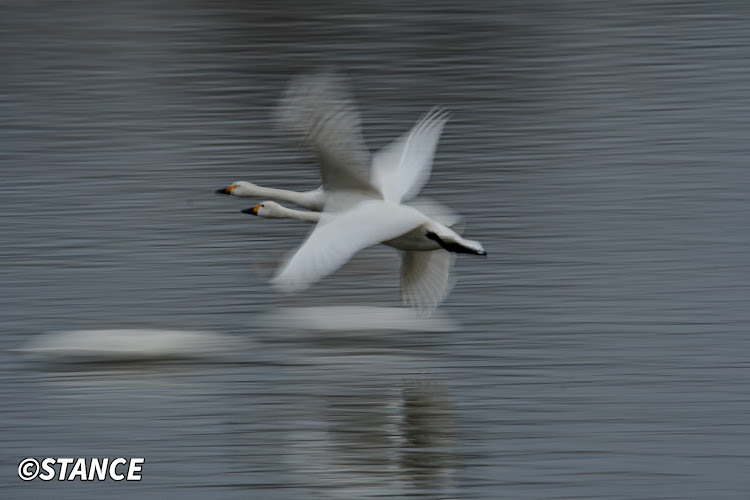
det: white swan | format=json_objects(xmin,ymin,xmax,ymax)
[
  {"xmin": 270, "ymin": 196, "xmax": 485, "ymax": 298},
  {"xmin": 243, "ymin": 200, "xmax": 464, "ymax": 311},
  {"xmin": 265, "ymin": 72, "xmax": 485, "ymax": 299},
  {"xmin": 215, "ymin": 103, "xmax": 448, "ymax": 212},
  {"xmin": 223, "ymin": 72, "xmax": 486, "ymax": 309}
]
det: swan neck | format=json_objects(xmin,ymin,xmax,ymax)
[
  {"xmin": 279, "ymin": 206, "xmax": 320, "ymax": 223},
  {"xmin": 255, "ymin": 186, "xmax": 321, "ymax": 211}
]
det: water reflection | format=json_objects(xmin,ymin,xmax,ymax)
[
  {"xmin": 285, "ymin": 377, "xmax": 457, "ymax": 498},
  {"xmin": 399, "ymin": 380, "xmax": 455, "ymax": 492},
  {"xmin": 11, "ymin": 329, "xmax": 457, "ymax": 498}
]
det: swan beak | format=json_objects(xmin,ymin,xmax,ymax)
[
  {"xmin": 215, "ymin": 184, "xmax": 236, "ymax": 195},
  {"xmin": 241, "ymin": 204, "xmax": 262, "ymax": 216}
]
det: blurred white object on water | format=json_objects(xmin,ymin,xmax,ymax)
[
  {"xmin": 17, "ymin": 328, "xmax": 238, "ymax": 362},
  {"xmin": 266, "ymin": 306, "xmax": 458, "ymax": 333}
]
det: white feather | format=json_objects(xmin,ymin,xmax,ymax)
[
  {"xmin": 276, "ymin": 72, "xmax": 378, "ymax": 196},
  {"xmin": 272, "ymin": 200, "xmax": 427, "ymax": 292},
  {"xmin": 250, "ymin": 200, "xmax": 465, "ymax": 312},
  {"xmin": 399, "ymin": 249, "xmax": 456, "ymax": 314},
  {"xmin": 371, "ymin": 108, "xmax": 449, "ymax": 203}
]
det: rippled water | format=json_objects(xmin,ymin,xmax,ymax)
[{"xmin": 2, "ymin": 1, "xmax": 749, "ymax": 498}]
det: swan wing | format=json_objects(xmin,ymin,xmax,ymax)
[
  {"xmin": 399, "ymin": 249, "xmax": 456, "ymax": 314},
  {"xmin": 277, "ymin": 72, "xmax": 378, "ymax": 195},
  {"xmin": 273, "ymin": 201, "xmax": 427, "ymax": 292},
  {"xmin": 371, "ymin": 108, "xmax": 449, "ymax": 203}
]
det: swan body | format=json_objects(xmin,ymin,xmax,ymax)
[
  {"xmin": 271, "ymin": 197, "xmax": 484, "ymax": 294},
  {"xmin": 246, "ymin": 200, "xmax": 465, "ymax": 252},
  {"xmin": 245, "ymin": 200, "xmax": 483, "ymax": 311}
]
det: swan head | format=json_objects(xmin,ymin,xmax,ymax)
[
  {"xmin": 215, "ymin": 181, "xmax": 258, "ymax": 197},
  {"xmin": 241, "ymin": 201, "xmax": 285, "ymax": 218}
]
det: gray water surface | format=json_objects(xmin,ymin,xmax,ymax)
[{"xmin": 1, "ymin": 1, "xmax": 749, "ymax": 498}]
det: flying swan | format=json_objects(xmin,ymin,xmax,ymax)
[
  {"xmin": 249, "ymin": 73, "xmax": 486, "ymax": 307},
  {"xmin": 215, "ymin": 73, "xmax": 446, "ymax": 212},
  {"xmin": 214, "ymin": 106, "xmax": 447, "ymax": 212},
  {"xmin": 244, "ymin": 199, "xmax": 467, "ymax": 311}
]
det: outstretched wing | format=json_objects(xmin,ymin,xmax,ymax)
[
  {"xmin": 371, "ymin": 108, "xmax": 449, "ymax": 203},
  {"xmin": 399, "ymin": 250, "xmax": 456, "ymax": 315},
  {"xmin": 277, "ymin": 72, "xmax": 379, "ymax": 196},
  {"xmin": 272, "ymin": 200, "xmax": 427, "ymax": 292}
]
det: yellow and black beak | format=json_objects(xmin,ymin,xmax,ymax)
[
  {"xmin": 241, "ymin": 203, "xmax": 262, "ymax": 216},
  {"xmin": 215, "ymin": 184, "xmax": 236, "ymax": 195}
]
